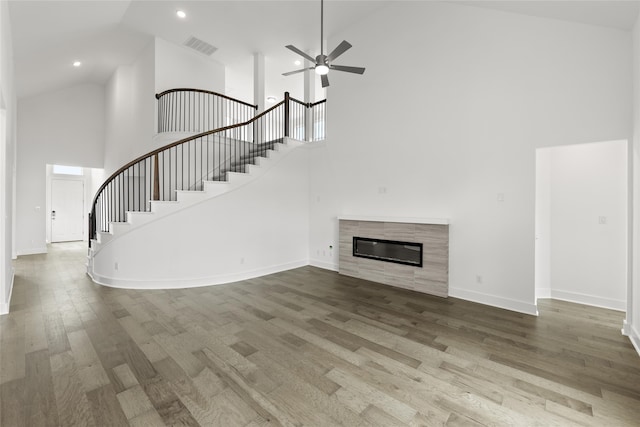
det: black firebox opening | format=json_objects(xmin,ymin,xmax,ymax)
[{"xmin": 353, "ymin": 237, "xmax": 423, "ymax": 267}]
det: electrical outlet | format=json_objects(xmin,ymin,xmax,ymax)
[
  {"xmin": 476, "ymin": 275, "xmax": 483, "ymax": 284},
  {"xmin": 240, "ymin": 257, "xmax": 245, "ymax": 264},
  {"xmin": 598, "ymin": 216, "xmax": 607, "ymax": 225},
  {"xmin": 114, "ymin": 262, "xmax": 119, "ymax": 271}
]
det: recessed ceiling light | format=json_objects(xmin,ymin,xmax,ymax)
[
  {"xmin": 294, "ymin": 60, "xmax": 301, "ymax": 66},
  {"xmin": 73, "ymin": 61, "xmax": 81, "ymax": 67},
  {"xmin": 176, "ymin": 10, "xmax": 186, "ymax": 18},
  {"xmin": 266, "ymin": 96, "xmax": 277, "ymax": 103}
]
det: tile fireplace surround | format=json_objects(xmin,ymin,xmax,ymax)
[{"xmin": 338, "ymin": 216, "xmax": 449, "ymax": 297}]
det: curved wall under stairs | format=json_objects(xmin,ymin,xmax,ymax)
[{"xmin": 88, "ymin": 138, "xmax": 311, "ymax": 289}]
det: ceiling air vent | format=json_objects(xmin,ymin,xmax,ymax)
[{"xmin": 183, "ymin": 36, "xmax": 218, "ymax": 56}]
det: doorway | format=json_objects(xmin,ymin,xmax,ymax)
[
  {"xmin": 535, "ymin": 140, "xmax": 628, "ymax": 311},
  {"xmin": 51, "ymin": 178, "xmax": 84, "ymax": 242}
]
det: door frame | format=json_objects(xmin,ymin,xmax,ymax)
[
  {"xmin": 45, "ymin": 164, "xmax": 91, "ymax": 244},
  {"xmin": 50, "ymin": 177, "xmax": 85, "ymax": 243},
  {"xmin": 534, "ymin": 139, "xmax": 630, "ymax": 313}
]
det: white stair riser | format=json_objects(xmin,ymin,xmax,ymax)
[
  {"xmin": 97, "ymin": 233, "xmax": 112, "ymax": 244},
  {"xmin": 126, "ymin": 212, "xmax": 155, "ymax": 226},
  {"xmin": 203, "ymin": 181, "xmax": 230, "ymax": 196},
  {"xmin": 109, "ymin": 223, "xmax": 131, "ymax": 234},
  {"xmin": 176, "ymin": 191, "xmax": 209, "ymax": 204},
  {"xmin": 150, "ymin": 201, "xmax": 180, "ymax": 214}
]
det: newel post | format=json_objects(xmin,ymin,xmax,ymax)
[
  {"xmin": 88, "ymin": 212, "xmax": 92, "ymax": 249},
  {"xmin": 153, "ymin": 154, "xmax": 160, "ymax": 201},
  {"xmin": 284, "ymin": 91, "xmax": 290, "ymax": 138}
]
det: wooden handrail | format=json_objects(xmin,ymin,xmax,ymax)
[
  {"xmin": 290, "ymin": 97, "xmax": 327, "ymax": 108},
  {"xmin": 289, "ymin": 97, "xmax": 308, "ymax": 107},
  {"xmin": 155, "ymin": 88, "xmax": 258, "ymax": 109}
]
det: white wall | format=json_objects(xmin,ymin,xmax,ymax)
[
  {"xmin": 535, "ymin": 148, "xmax": 551, "ymax": 299},
  {"xmin": 103, "ymin": 41, "xmax": 155, "ymax": 175},
  {"xmin": 155, "ymin": 37, "xmax": 225, "ymax": 94},
  {"xmin": 309, "ymin": 2, "xmax": 632, "ymax": 315},
  {"xmin": 16, "ymin": 83, "xmax": 104, "ymax": 256},
  {"xmin": 91, "ymin": 143, "xmax": 310, "ymax": 288},
  {"xmin": 0, "ymin": 0, "xmax": 16, "ymax": 314},
  {"xmin": 629, "ymin": 14, "xmax": 640, "ymax": 355},
  {"xmin": 537, "ymin": 141, "xmax": 627, "ymax": 311},
  {"xmin": 103, "ymin": 38, "xmax": 227, "ymax": 177}
]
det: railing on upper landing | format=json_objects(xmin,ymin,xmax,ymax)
[
  {"xmin": 89, "ymin": 90, "xmax": 327, "ymax": 248},
  {"xmin": 155, "ymin": 88, "xmax": 258, "ymax": 134}
]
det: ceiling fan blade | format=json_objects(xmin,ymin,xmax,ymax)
[
  {"xmin": 326, "ymin": 40, "xmax": 352, "ymax": 62},
  {"xmin": 321, "ymin": 74, "xmax": 330, "ymax": 88},
  {"xmin": 285, "ymin": 45, "xmax": 316, "ymax": 63},
  {"xmin": 282, "ymin": 67, "xmax": 314, "ymax": 76},
  {"xmin": 329, "ymin": 64, "xmax": 366, "ymax": 75}
]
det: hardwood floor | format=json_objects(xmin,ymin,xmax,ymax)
[{"xmin": 1, "ymin": 242, "xmax": 639, "ymax": 426}]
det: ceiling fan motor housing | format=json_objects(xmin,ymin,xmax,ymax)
[{"xmin": 316, "ymin": 54, "xmax": 328, "ymax": 66}]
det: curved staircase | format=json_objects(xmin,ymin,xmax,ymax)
[{"xmin": 87, "ymin": 89, "xmax": 326, "ymax": 287}]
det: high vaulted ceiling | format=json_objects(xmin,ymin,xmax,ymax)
[{"xmin": 9, "ymin": 0, "xmax": 640, "ymax": 102}]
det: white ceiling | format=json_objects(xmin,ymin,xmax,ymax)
[{"xmin": 9, "ymin": 0, "xmax": 640, "ymax": 101}]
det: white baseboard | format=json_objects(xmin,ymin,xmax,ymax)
[
  {"xmin": 536, "ymin": 287, "xmax": 551, "ymax": 299},
  {"xmin": 622, "ymin": 319, "xmax": 631, "ymax": 336},
  {"xmin": 546, "ymin": 289, "xmax": 625, "ymax": 312},
  {"xmin": 0, "ymin": 267, "xmax": 14, "ymax": 315},
  {"xmin": 628, "ymin": 323, "xmax": 640, "ymax": 358},
  {"xmin": 16, "ymin": 246, "xmax": 47, "ymax": 256},
  {"xmin": 309, "ymin": 258, "xmax": 338, "ymax": 272},
  {"xmin": 89, "ymin": 259, "xmax": 309, "ymax": 290},
  {"xmin": 449, "ymin": 287, "xmax": 538, "ymax": 316}
]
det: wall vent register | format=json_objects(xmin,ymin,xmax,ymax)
[{"xmin": 353, "ymin": 237, "xmax": 423, "ymax": 267}]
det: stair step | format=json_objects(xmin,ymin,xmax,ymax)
[
  {"xmin": 126, "ymin": 211, "xmax": 155, "ymax": 226},
  {"xmin": 225, "ymin": 171, "xmax": 251, "ymax": 184},
  {"xmin": 97, "ymin": 232, "xmax": 112, "ymax": 245},
  {"xmin": 203, "ymin": 181, "xmax": 230, "ymax": 196},
  {"xmin": 176, "ymin": 190, "xmax": 208, "ymax": 204},
  {"xmin": 150, "ymin": 200, "xmax": 180, "ymax": 214},
  {"xmin": 109, "ymin": 222, "xmax": 130, "ymax": 234}
]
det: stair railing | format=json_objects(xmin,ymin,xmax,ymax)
[
  {"xmin": 309, "ymin": 99, "xmax": 326, "ymax": 141},
  {"xmin": 156, "ymin": 88, "xmax": 258, "ymax": 133},
  {"xmin": 89, "ymin": 91, "xmax": 326, "ymax": 248}
]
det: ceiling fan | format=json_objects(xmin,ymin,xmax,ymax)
[{"xmin": 282, "ymin": 0, "xmax": 365, "ymax": 88}]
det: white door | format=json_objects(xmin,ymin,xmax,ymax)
[{"xmin": 51, "ymin": 179, "xmax": 84, "ymax": 242}]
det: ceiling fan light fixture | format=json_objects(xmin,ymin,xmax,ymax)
[
  {"xmin": 282, "ymin": 0, "xmax": 365, "ymax": 87},
  {"xmin": 315, "ymin": 64, "xmax": 329, "ymax": 75}
]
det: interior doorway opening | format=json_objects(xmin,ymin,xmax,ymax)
[
  {"xmin": 45, "ymin": 164, "xmax": 104, "ymax": 244},
  {"xmin": 535, "ymin": 140, "xmax": 628, "ymax": 312}
]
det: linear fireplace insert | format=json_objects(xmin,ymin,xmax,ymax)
[{"xmin": 353, "ymin": 237, "xmax": 423, "ymax": 267}]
